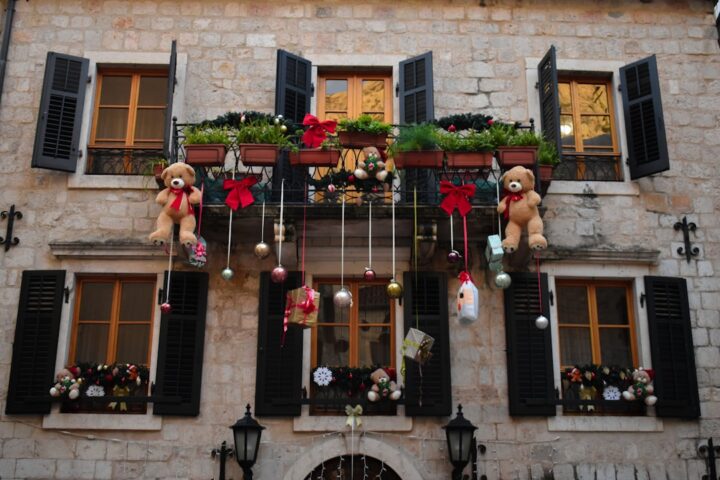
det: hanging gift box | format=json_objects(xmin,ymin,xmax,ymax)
[
  {"xmin": 488, "ymin": 260, "xmax": 504, "ymax": 273},
  {"xmin": 457, "ymin": 271, "xmax": 479, "ymax": 325},
  {"xmin": 402, "ymin": 328, "xmax": 434, "ymax": 365},
  {"xmin": 485, "ymin": 234, "xmax": 504, "ymax": 264},
  {"xmin": 284, "ymin": 286, "xmax": 320, "ymax": 328}
]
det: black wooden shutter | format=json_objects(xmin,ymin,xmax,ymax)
[
  {"xmin": 620, "ymin": 55, "xmax": 669, "ymax": 180},
  {"xmin": 154, "ymin": 271, "xmax": 208, "ymax": 416},
  {"xmin": 504, "ymin": 272, "xmax": 555, "ymax": 416},
  {"xmin": 275, "ymin": 50, "xmax": 312, "ymax": 124},
  {"xmin": 399, "ymin": 52, "xmax": 434, "ymax": 124},
  {"xmin": 644, "ymin": 276, "xmax": 699, "ymax": 419},
  {"xmin": 403, "ymin": 271, "xmax": 451, "ymax": 416},
  {"xmin": 163, "ymin": 40, "xmax": 177, "ymax": 161},
  {"xmin": 31, "ymin": 52, "xmax": 89, "ymax": 172},
  {"xmin": 6, "ymin": 271, "xmax": 65, "ymax": 414},
  {"xmin": 538, "ymin": 46, "xmax": 561, "ymax": 151},
  {"xmin": 255, "ymin": 271, "xmax": 304, "ymax": 416}
]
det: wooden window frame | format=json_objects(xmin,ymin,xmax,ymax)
[
  {"xmin": 556, "ymin": 279, "xmax": 638, "ymax": 369},
  {"xmin": 311, "ymin": 278, "xmax": 395, "ymax": 370},
  {"xmin": 89, "ymin": 68, "xmax": 168, "ymax": 150},
  {"xmin": 69, "ymin": 275, "xmax": 156, "ymax": 366},
  {"xmin": 316, "ymin": 70, "xmax": 393, "ymax": 123}
]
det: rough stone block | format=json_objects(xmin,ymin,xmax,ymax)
[
  {"xmin": 56, "ymin": 459, "xmax": 96, "ymax": 480},
  {"xmin": 76, "ymin": 440, "xmax": 106, "ymax": 460},
  {"xmin": 15, "ymin": 459, "xmax": 56, "ymax": 479}
]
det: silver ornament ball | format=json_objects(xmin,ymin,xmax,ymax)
[
  {"xmin": 254, "ymin": 241, "xmax": 271, "ymax": 259},
  {"xmin": 535, "ymin": 315, "xmax": 549, "ymax": 330},
  {"xmin": 334, "ymin": 287, "xmax": 353, "ymax": 308},
  {"xmin": 495, "ymin": 271, "xmax": 512, "ymax": 289},
  {"xmin": 271, "ymin": 265, "xmax": 288, "ymax": 283},
  {"xmin": 221, "ymin": 268, "xmax": 234, "ymax": 281}
]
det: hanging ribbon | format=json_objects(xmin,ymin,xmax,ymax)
[
  {"xmin": 439, "ymin": 181, "xmax": 476, "ymax": 217},
  {"xmin": 536, "ymin": 251, "xmax": 543, "ymax": 314},
  {"xmin": 301, "ymin": 113, "xmax": 337, "ymax": 148},
  {"xmin": 500, "ymin": 189, "xmax": 524, "ymax": 220},
  {"xmin": 223, "ymin": 176, "xmax": 258, "ymax": 210},
  {"xmin": 345, "ymin": 404, "xmax": 363, "ymax": 429},
  {"xmin": 169, "ymin": 187, "xmax": 194, "ymax": 215},
  {"xmin": 108, "ymin": 385, "xmax": 130, "ymax": 412}
]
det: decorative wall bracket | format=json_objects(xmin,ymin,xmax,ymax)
[
  {"xmin": 698, "ymin": 437, "xmax": 718, "ymax": 480},
  {"xmin": 673, "ymin": 216, "xmax": 699, "ymax": 264},
  {"xmin": 0, "ymin": 204, "xmax": 22, "ymax": 252}
]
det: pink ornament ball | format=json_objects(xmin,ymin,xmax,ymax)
[
  {"xmin": 271, "ymin": 265, "xmax": 288, "ymax": 283},
  {"xmin": 363, "ymin": 267, "xmax": 377, "ymax": 281},
  {"xmin": 161, "ymin": 303, "xmax": 172, "ymax": 314}
]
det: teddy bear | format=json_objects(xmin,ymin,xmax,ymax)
[
  {"xmin": 367, "ymin": 368, "xmax": 402, "ymax": 402},
  {"xmin": 49, "ymin": 368, "xmax": 82, "ymax": 400},
  {"xmin": 149, "ymin": 162, "xmax": 202, "ymax": 246},
  {"xmin": 496, "ymin": 166, "xmax": 547, "ymax": 253},
  {"xmin": 354, "ymin": 147, "xmax": 388, "ymax": 182},
  {"xmin": 622, "ymin": 368, "xmax": 657, "ymax": 406}
]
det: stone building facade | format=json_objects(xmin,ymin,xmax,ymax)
[{"xmin": 0, "ymin": 1, "xmax": 719, "ymax": 479}]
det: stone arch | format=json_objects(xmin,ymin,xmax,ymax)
[{"xmin": 282, "ymin": 434, "xmax": 426, "ymax": 480}]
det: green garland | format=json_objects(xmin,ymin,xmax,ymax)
[
  {"xmin": 307, "ymin": 169, "xmax": 394, "ymax": 194},
  {"xmin": 312, "ymin": 366, "xmax": 397, "ymax": 397}
]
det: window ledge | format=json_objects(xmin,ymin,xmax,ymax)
[
  {"xmin": 49, "ymin": 241, "xmax": 176, "ymax": 260},
  {"xmin": 547, "ymin": 415, "xmax": 663, "ymax": 432},
  {"xmin": 67, "ymin": 173, "xmax": 150, "ymax": 190},
  {"xmin": 546, "ymin": 181, "xmax": 639, "ymax": 196},
  {"xmin": 43, "ymin": 411, "xmax": 162, "ymax": 431},
  {"xmin": 293, "ymin": 409, "xmax": 412, "ymax": 432}
]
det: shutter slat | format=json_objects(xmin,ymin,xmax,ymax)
[
  {"xmin": 620, "ymin": 55, "xmax": 669, "ymax": 180},
  {"xmin": 504, "ymin": 272, "xmax": 555, "ymax": 416},
  {"xmin": 6, "ymin": 271, "xmax": 66, "ymax": 415},
  {"xmin": 538, "ymin": 45, "xmax": 562, "ymax": 152},
  {"xmin": 403, "ymin": 272, "xmax": 451, "ymax": 417},
  {"xmin": 154, "ymin": 271, "xmax": 208, "ymax": 416},
  {"xmin": 275, "ymin": 50, "xmax": 312, "ymax": 124},
  {"xmin": 255, "ymin": 272, "xmax": 304, "ymax": 416},
  {"xmin": 32, "ymin": 52, "xmax": 88, "ymax": 172},
  {"xmin": 644, "ymin": 276, "xmax": 699, "ymax": 419},
  {"xmin": 398, "ymin": 52, "xmax": 434, "ymax": 124}
]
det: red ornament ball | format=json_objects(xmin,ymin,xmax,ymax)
[
  {"xmin": 363, "ymin": 267, "xmax": 376, "ymax": 281},
  {"xmin": 161, "ymin": 302, "xmax": 172, "ymax": 314},
  {"xmin": 271, "ymin": 265, "xmax": 288, "ymax": 283},
  {"xmin": 447, "ymin": 249, "xmax": 461, "ymax": 264},
  {"xmin": 348, "ymin": 175, "xmax": 355, "ymax": 183},
  {"xmin": 327, "ymin": 184, "xmax": 336, "ymax": 193},
  {"xmin": 448, "ymin": 124, "xmax": 457, "ymax": 132}
]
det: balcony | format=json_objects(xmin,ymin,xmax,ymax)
[
  {"xmin": 86, "ymin": 146, "xmax": 165, "ymax": 175},
  {"xmin": 553, "ymin": 151, "xmax": 623, "ymax": 182}
]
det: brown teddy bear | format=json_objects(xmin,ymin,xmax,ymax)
[
  {"xmin": 149, "ymin": 163, "xmax": 202, "ymax": 246},
  {"xmin": 496, "ymin": 166, "xmax": 547, "ymax": 253},
  {"xmin": 367, "ymin": 368, "xmax": 402, "ymax": 402}
]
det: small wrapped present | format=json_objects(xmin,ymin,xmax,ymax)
[
  {"xmin": 457, "ymin": 271, "xmax": 479, "ymax": 325},
  {"xmin": 402, "ymin": 328, "xmax": 434, "ymax": 365},
  {"xmin": 284, "ymin": 286, "xmax": 319, "ymax": 328},
  {"xmin": 485, "ymin": 234, "xmax": 504, "ymax": 264}
]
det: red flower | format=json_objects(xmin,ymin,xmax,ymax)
[
  {"xmin": 348, "ymin": 175, "xmax": 355, "ymax": 183},
  {"xmin": 448, "ymin": 124, "xmax": 457, "ymax": 132},
  {"xmin": 487, "ymin": 119, "xmax": 494, "ymax": 126}
]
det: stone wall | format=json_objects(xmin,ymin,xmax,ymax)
[{"xmin": 0, "ymin": 1, "xmax": 718, "ymax": 479}]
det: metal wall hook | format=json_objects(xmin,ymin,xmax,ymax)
[
  {"xmin": 674, "ymin": 216, "xmax": 699, "ymax": 264},
  {"xmin": 0, "ymin": 204, "xmax": 21, "ymax": 252},
  {"xmin": 698, "ymin": 438, "xmax": 718, "ymax": 480}
]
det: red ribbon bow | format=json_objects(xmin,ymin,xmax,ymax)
[
  {"xmin": 302, "ymin": 113, "xmax": 337, "ymax": 148},
  {"xmin": 458, "ymin": 270, "xmax": 473, "ymax": 284},
  {"xmin": 501, "ymin": 189, "xmax": 524, "ymax": 220},
  {"xmin": 439, "ymin": 181, "xmax": 476, "ymax": 217},
  {"xmin": 169, "ymin": 187, "xmax": 194, "ymax": 215},
  {"xmin": 282, "ymin": 286, "xmax": 318, "ymax": 346},
  {"xmin": 223, "ymin": 177, "xmax": 258, "ymax": 210}
]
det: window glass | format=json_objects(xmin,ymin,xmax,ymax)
[
  {"xmin": 138, "ymin": 76, "xmax": 167, "ymax": 105},
  {"xmin": 75, "ymin": 324, "xmax": 109, "ymax": 363},
  {"xmin": 577, "ymin": 84, "xmax": 609, "ymax": 113},
  {"xmin": 116, "ymin": 324, "xmax": 150, "ymax": 364},
  {"xmin": 599, "ymin": 329, "xmax": 632, "ymax": 365},
  {"xmin": 596, "ymin": 287, "xmax": 628, "ymax": 325},
  {"xmin": 134, "ymin": 110, "xmax": 165, "ymax": 141},
  {"xmin": 557, "ymin": 285, "xmax": 588, "ymax": 324},
  {"xmin": 78, "ymin": 282, "xmax": 114, "ymax": 321},
  {"xmin": 559, "ymin": 327, "xmax": 592, "ymax": 366},
  {"xmin": 100, "ymin": 76, "xmax": 132, "ymax": 104}
]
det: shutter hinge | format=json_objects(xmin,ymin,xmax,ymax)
[
  {"xmin": 311, "ymin": 83, "xmax": 315, "ymax": 97},
  {"xmin": 640, "ymin": 292, "xmax": 645, "ymax": 308},
  {"xmin": 64, "ymin": 286, "xmax": 70, "ymax": 303},
  {"xmin": 549, "ymin": 289, "xmax": 554, "ymax": 306},
  {"xmin": 618, "ymin": 84, "xmax": 622, "ymax": 92},
  {"xmin": 157, "ymin": 288, "xmax": 164, "ymax": 305},
  {"xmin": 625, "ymin": 157, "xmax": 629, "ymax": 166},
  {"xmin": 87, "ymin": 75, "xmax": 92, "ymax": 84},
  {"xmin": 534, "ymin": 81, "xmax": 539, "ymax": 90},
  {"xmin": 395, "ymin": 83, "xmax": 399, "ymax": 97}
]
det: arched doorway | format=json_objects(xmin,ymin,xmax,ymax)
[{"xmin": 304, "ymin": 455, "xmax": 402, "ymax": 480}]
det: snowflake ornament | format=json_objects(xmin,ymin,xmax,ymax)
[
  {"xmin": 86, "ymin": 385, "xmax": 106, "ymax": 397},
  {"xmin": 602, "ymin": 385, "xmax": 621, "ymax": 401},
  {"xmin": 313, "ymin": 367, "xmax": 333, "ymax": 387}
]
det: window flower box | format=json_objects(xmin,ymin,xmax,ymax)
[
  {"xmin": 392, "ymin": 150, "xmax": 444, "ymax": 169},
  {"xmin": 496, "ymin": 146, "xmax": 538, "ymax": 169},
  {"xmin": 445, "ymin": 151, "xmax": 493, "ymax": 169},
  {"xmin": 239, "ymin": 143, "xmax": 279, "ymax": 166},
  {"xmin": 184, "ymin": 144, "xmax": 227, "ymax": 167},
  {"xmin": 338, "ymin": 131, "xmax": 388, "ymax": 149},
  {"xmin": 289, "ymin": 148, "xmax": 341, "ymax": 167}
]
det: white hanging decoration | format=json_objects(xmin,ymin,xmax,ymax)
[
  {"xmin": 457, "ymin": 272, "xmax": 479, "ymax": 324},
  {"xmin": 271, "ymin": 180, "xmax": 288, "ymax": 283},
  {"xmin": 334, "ymin": 192, "xmax": 352, "ymax": 308}
]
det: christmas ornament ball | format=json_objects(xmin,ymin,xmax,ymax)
[
  {"xmin": 334, "ymin": 287, "xmax": 353, "ymax": 308},
  {"xmin": 160, "ymin": 302, "xmax": 172, "ymax": 314},
  {"xmin": 254, "ymin": 241, "xmax": 271, "ymax": 259},
  {"xmin": 221, "ymin": 268, "xmax": 234, "ymax": 281},
  {"xmin": 535, "ymin": 315, "xmax": 549, "ymax": 330},
  {"xmin": 386, "ymin": 279, "xmax": 403, "ymax": 299},
  {"xmin": 327, "ymin": 184, "xmax": 336, "ymax": 193},
  {"xmin": 271, "ymin": 265, "xmax": 288, "ymax": 283},
  {"xmin": 447, "ymin": 249, "xmax": 461, "ymax": 264},
  {"xmin": 363, "ymin": 267, "xmax": 376, "ymax": 281},
  {"xmin": 494, "ymin": 271, "xmax": 512, "ymax": 289}
]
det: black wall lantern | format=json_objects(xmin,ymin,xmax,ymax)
[
  {"xmin": 443, "ymin": 404, "xmax": 486, "ymax": 480},
  {"xmin": 231, "ymin": 404, "xmax": 265, "ymax": 480}
]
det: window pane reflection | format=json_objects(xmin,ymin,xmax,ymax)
[
  {"xmin": 581, "ymin": 116, "xmax": 612, "ymax": 148},
  {"xmin": 557, "ymin": 286, "xmax": 589, "ymax": 324},
  {"xmin": 318, "ymin": 284, "xmax": 349, "ymax": 324},
  {"xmin": 100, "ymin": 76, "xmax": 131, "ymax": 105},
  {"xmin": 358, "ymin": 326, "xmax": 391, "ymax": 366},
  {"xmin": 325, "ymin": 80, "xmax": 348, "ymax": 111},
  {"xmin": 317, "ymin": 326, "xmax": 349, "ymax": 365},
  {"xmin": 596, "ymin": 287, "xmax": 628, "ymax": 325},
  {"xmin": 578, "ymin": 84, "xmax": 609, "ymax": 113},
  {"xmin": 79, "ymin": 283, "xmax": 114, "ymax": 321},
  {"xmin": 600, "ymin": 329, "xmax": 632, "ymax": 366},
  {"xmin": 362, "ymin": 80, "xmax": 384, "ymax": 113},
  {"xmin": 138, "ymin": 76, "xmax": 167, "ymax": 105},
  {"xmin": 559, "ymin": 327, "xmax": 592, "ymax": 366},
  {"xmin": 76, "ymin": 324, "xmax": 109, "ymax": 363}
]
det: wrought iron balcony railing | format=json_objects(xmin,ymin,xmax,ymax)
[
  {"xmin": 85, "ymin": 146, "xmax": 165, "ymax": 175},
  {"xmin": 553, "ymin": 151, "xmax": 623, "ymax": 182}
]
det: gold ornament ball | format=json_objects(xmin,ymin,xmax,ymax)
[
  {"xmin": 254, "ymin": 241, "xmax": 271, "ymax": 259},
  {"xmin": 386, "ymin": 279, "xmax": 403, "ymax": 299}
]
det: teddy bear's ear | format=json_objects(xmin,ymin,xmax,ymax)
[
  {"xmin": 181, "ymin": 162, "xmax": 196, "ymax": 179},
  {"xmin": 160, "ymin": 166, "xmax": 171, "ymax": 181},
  {"xmin": 524, "ymin": 167, "xmax": 535, "ymax": 187}
]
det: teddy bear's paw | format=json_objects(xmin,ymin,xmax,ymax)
[
  {"xmin": 367, "ymin": 392, "xmax": 379, "ymax": 402},
  {"xmin": 389, "ymin": 390, "xmax": 402, "ymax": 401},
  {"xmin": 529, "ymin": 235, "xmax": 548, "ymax": 251},
  {"xmin": 502, "ymin": 244, "xmax": 517, "ymax": 253},
  {"xmin": 645, "ymin": 395, "xmax": 657, "ymax": 406},
  {"xmin": 151, "ymin": 238, "xmax": 166, "ymax": 246}
]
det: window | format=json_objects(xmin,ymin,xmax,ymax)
[
  {"xmin": 87, "ymin": 69, "xmax": 168, "ymax": 175},
  {"xmin": 317, "ymin": 71, "xmax": 393, "ymax": 123},
  {"xmin": 556, "ymin": 280, "xmax": 638, "ymax": 368},
  {"xmin": 70, "ymin": 276, "xmax": 156, "ymax": 365}
]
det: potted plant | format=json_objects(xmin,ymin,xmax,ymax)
[
  {"xmin": 337, "ymin": 114, "xmax": 393, "ymax": 148},
  {"xmin": 182, "ymin": 126, "xmax": 232, "ymax": 167},
  {"xmin": 289, "ymin": 136, "xmax": 342, "ymax": 167},
  {"xmin": 538, "ymin": 139, "xmax": 560, "ymax": 183},
  {"xmin": 494, "ymin": 124, "xmax": 541, "ymax": 169},
  {"xmin": 436, "ymin": 127, "xmax": 495, "ymax": 168},
  {"xmin": 389, "ymin": 123, "xmax": 443, "ymax": 168},
  {"xmin": 142, "ymin": 157, "xmax": 168, "ymax": 189},
  {"xmin": 236, "ymin": 117, "xmax": 293, "ymax": 166}
]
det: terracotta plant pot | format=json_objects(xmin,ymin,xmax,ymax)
[
  {"xmin": 392, "ymin": 150, "xmax": 444, "ymax": 169},
  {"xmin": 184, "ymin": 144, "xmax": 227, "ymax": 167},
  {"xmin": 539, "ymin": 164, "xmax": 554, "ymax": 183},
  {"xmin": 289, "ymin": 149, "xmax": 341, "ymax": 167},
  {"xmin": 239, "ymin": 144, "xmax": 280, "ymax": 166},
  {"xmin": 338, "ymin": 131, "xmax": 388, "ymax": 149},
  {"xmin": 446, "ymin": 151, "xmax": 493, "ymax": 169},
  {"xmin": 153, "ymin": 163, "xmax": 166, "ymax": 189},
  {"xmin": 496, "ymin": 146, "xmax": 538, "ymax": 169}
]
